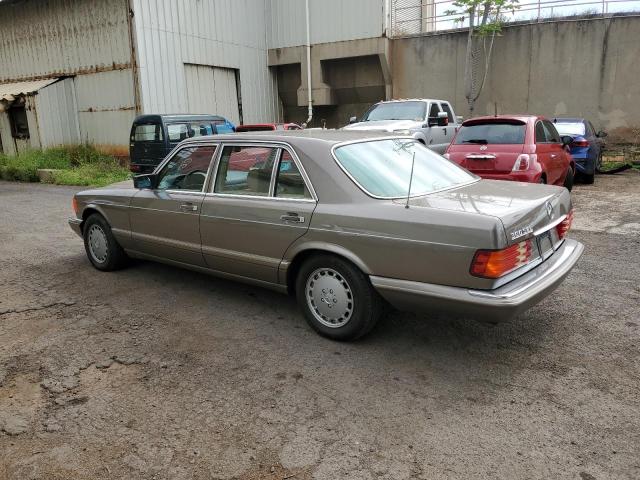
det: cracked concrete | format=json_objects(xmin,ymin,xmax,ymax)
[{"xmin": 0, "ymin": 171, "xmax": 639, "ymax": 479}]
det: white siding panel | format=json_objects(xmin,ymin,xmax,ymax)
[
  {"xmin": 268, "ymin": 0, "xmax": 386, "ymax": 48},
  {"xmin": 184, "ymin": 64, "xmax": 240, "ymax": 123},
  {"xmin": 0, "ymin": 0, "xmax": 131, "ymax": 82},
  {"xmin": 133, "ymin": 0, "xmax": 279, "ymax": 123},
  {"xmin": 78, "ymin": 110, "xmax": 135, "ymax": 147},
  {"xmin": 35, "ymin": 78, "xmax": 80, "ymax": 147}
]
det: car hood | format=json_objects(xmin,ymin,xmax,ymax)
[
  {"xmin": 397, "ymin": 180, "xmax": 571, "ymax": 245},
  {"xmin": 343, "ymin": 120, "xmax": 422, "ymax": 132}
]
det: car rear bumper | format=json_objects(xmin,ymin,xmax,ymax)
[
  {"xmin": 68, "ymin": 217, "xmax": 83, "ymax": 237},
  {"xmin": 370, "ymin": 238, "xmax": 584, "ymax": 322}
]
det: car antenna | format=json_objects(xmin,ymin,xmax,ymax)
[{"xmin": 405, "ymin": 151, "xmax": 416, "ymax": 209}]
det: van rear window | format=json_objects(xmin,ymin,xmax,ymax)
[
  {"xmin": 455, "ymin": 122, "xmax": 526, "ymax": 145},
  {"xmin": 133, "ymin": 123, "xmax": 163, "ymax": 142}
]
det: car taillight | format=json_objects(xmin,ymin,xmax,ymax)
[
  {"xmin": 572, "ymin": 138, "xmax": 589, "ymax": 147},
  {"xmin": 512, "ymin": 154, "xmax": 531, "ymax": 171},
  {"xmin": 72, "ymin": 196, "xmax": 79, "ymax": 216},
  {"xmin": 471, "ymin": 240, "xmax": 534, "ymax": 279},
  {"xmin": 443, "ymin": 153, "xmax": 450, "ymax": 159},
  {"xmin": 130, "ymin": 164, "xmax": 141, "ymax": 172},
  {"xmin": 556, "ymin": 209, "xmax": 574, "ymax": 240}
]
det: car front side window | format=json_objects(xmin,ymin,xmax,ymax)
[{"xmin": 156, "ymin": 145, "xmax": 217, "ymax": 192}]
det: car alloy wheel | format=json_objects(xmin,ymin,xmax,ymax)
[
  {"xmin": 305, "ymin": 267, "xmax": 354, "ymax": 328},
  {"xmin": 87, "ymin": 224, "xmax": 109, "ymax": 264}
]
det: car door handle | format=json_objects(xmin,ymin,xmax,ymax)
[
  {"xmin": 280, "ymin": 212, "xmax": 304, "ymax": 223},
  {"xmin": 179, "ymin": 202, "xmax": 198, "ymax": 212}
]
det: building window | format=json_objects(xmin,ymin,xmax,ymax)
[{"xmin": 9, "ymin": 106, "xmax": 29, "ymax": 139}]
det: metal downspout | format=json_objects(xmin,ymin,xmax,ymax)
[{"xmin": 305, "ymin": 0, "xmax": 313, "ymax": 125}]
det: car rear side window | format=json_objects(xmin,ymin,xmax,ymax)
[
  {"xmin": 275, "ymin": 150, "xmax": 311, "ymax": 199},
  {"xmin": 156, "ymin": 145, "xmax": 217, "ymax": 191},
  {"xmin": 133, "ymin": 123, "xmax": 163, "ymax": 142},
  {"xmin": 214, "ymin": 146, "xmax": 279, "ymax": 196},
  {"xmin": 440, "ymin": 103, "xmax": 454, "ymax": 123},
  {"xmin": 455, "ymin": 122, "xmax": 526, "ymax": 145},
  {"xmin": 535, "ymin": 122, "xmax": 546, "ymax": 143}
]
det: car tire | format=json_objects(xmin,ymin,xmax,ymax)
[
  {"xmin": 583, "ymin": 172, "xmax": 595, "ymax": 184},
  {"xmin": 563, "ymin": 167, "xmax": 574, "ymax": 191},
  {"xmin": 595, "ymin": 154, "xmax": 603, "ymax": 173},
  {"xmin": 295, "ymin": 254, "xmax": 383, "ymax": 341},
  {"xmin": 83, "ymin": 213, "xmax": 128, "ymax": 271}
]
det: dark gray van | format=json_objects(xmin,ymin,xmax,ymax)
[{"xmin": 129, "ymin": 114, "xmax": 235, "ymax": 172}]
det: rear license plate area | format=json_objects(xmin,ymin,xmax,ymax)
[{"xmin": 537, "ymin": 231, "xmax": 554, "ymax": 260}]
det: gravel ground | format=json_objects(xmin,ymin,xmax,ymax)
[{"xmin": 0, "ymin": 171, "xmax": 639, "ymax": 480}]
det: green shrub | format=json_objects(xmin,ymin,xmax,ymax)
[{"xmin": 0, "ymin": 145, "xmax": 130, "ymax": 186}]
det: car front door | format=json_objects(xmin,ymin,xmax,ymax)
[
  {"xmin": 129, "ymin": 144, "xmax": 218, "ymax": 266},
  {"xmin": 543, "ymin": 121, "xmax": 567, "ymax": 184},
  {"xmin": 199, "ymin": 143, "xmax": 317, "ymax": 284},
  {"xmin": 439, "ymin": 102, "xmax": 457, "ymax": 147}
]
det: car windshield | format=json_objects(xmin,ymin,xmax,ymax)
[
  {"xmin": 334, "ymin": 139, "xmax": 475, "ymax": 199},
  {"xmin": 554, "ymin": 122, "xmax": 585, "ymax": 136},
  {"xmin": 454, "ymin": 122, "xmax": 526, "ymax": 145},
  {"xmin": 361, "ymin": 102, "xmax": 426, "ymax": 122}
]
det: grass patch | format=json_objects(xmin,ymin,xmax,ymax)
[{"xmin": 0, "ymin": 145, "xmax": 130, "ymax": 187}]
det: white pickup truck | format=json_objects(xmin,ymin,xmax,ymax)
[{"xmin": 342, "ymin": 98, "xmax": 461, "ymax": 154}]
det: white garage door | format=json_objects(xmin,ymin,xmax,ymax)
[{"xmin": 184, "ymin": 64, "xmax": 241, "ymax": 124}]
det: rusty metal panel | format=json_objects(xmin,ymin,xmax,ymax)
[
  {"xmin": 268, "ymin": 0, "xmax": 387, "ymax": 49},
  {"xmin": 0, "ymin": 0, "xmax": 132, "ymax": 83},
  {"xmin": 34, "ymin": 78, "xmax": 81, "ymax": 147},
  {"xmin": 132, "ymin": 0, "xmax": 279, "ymax": 123},
  {"xmin": 0, "ymin": 78, "xmax": 59, "ymax": 103}
]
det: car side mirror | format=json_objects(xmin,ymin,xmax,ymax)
[
  {"xmin": 597, "ymin": 130, "xmax": 608, "ymax": 138},
  {"xmin": 437, "ymin": 111, "xmax": 449, "ymax": 126},
  {"xmin": 349, "ymin": 116, "xmax": 357, "ymax": 124},
  {"xmin": 133, "ymin": 173, "xmax": 157, "ymax": 189},
  {"xmin": 561, "ymin": 135, "xmax": 574, "ymax": 147}
]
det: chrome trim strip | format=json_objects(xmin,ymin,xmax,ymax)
[
  {"xmin": 465, "ymin": 154, "xmax": 496, "ymax": 159},
  {"xmin": 330, "ymin": 137, "xmax": 480, "ymax": 200},
  {"xmin": 204, "ymin": 192, "xmax": 316, "ymax": 203},
  {"xmin": 533, "ymin": 214, "xmax": 567, "ymax": 236}
]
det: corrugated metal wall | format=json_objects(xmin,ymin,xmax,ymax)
[
  {"xmin": 132, "ymin": 0, "xmax": 280, "ymax": 124},
  {"xmin": 35, "ymin": 78, "xmax": 80, "ymax": 147},
  {"xmin": 0, "ymin": 0, "xmax": 132, "ymax": 82},
  {"xmin": 267, "ymin": 0, "xmax": 388, "ymax": 49},
  {"xmin": 184, "ymin": 64, "xmax": 241, "ymax": 123}
]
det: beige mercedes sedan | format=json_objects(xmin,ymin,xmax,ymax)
[{"xmin": 69, "ymin": 131, "xmax": 583, "ymax": 340}]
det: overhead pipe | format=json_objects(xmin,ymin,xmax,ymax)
[{"xmin": 305, "ymin": 0, "xmax": 313, "ymax": 126}]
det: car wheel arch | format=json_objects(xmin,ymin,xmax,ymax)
[
  {"xmin": 283, "ymin": 244, "xmax": 372, "ymax": 295},
  {"xmin": 80, "ymin": 205, "xmax": 110, "ymax": 231}
]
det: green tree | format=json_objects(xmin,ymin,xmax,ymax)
[{"xmin": 444, "ymin": 0, "xmax": 519, "ymax": 115}]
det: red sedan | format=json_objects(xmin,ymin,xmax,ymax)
[
  {"xmin": 235, "ymin": 123, "xmax": 301, "ymax": 132},
  {"xmin": 444, "ymin": 115, "xmax": 575, "ymax": 190}
]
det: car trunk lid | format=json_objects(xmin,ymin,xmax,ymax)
[
  {"xmin": 448, "ymin": 143, "xmax": 525, "ymax": 173},
  {"xmin": 403, "ymin": 179, "xmax": 572, "ymax": 247}
]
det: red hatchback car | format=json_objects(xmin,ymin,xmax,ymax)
[{"xmin": 445, "ymin": 115, "xmax": 575, "ymax": 190}]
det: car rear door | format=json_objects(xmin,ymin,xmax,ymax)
[
  {"xmin": 130, "ymin": 121, "xmax": 166, "ymax": 170},
  {"xmin": 129, "ymin": 144, "xmax": 218, "ymax": 266},
  {"xmin": 426, "ymin": 102, "xmax": 448, "ymax": 153},
  {"xmin": 199, "ymin": 142, "xmax": 317, "ymax": 284}
]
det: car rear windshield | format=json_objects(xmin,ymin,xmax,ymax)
[
  {"xmin": 333, "ymin": 139, "xmax": 475, "ymax": 199},
  {"xmin": 361, "ymin": 101, "xmax": 426, "ymax": 122},
  {"xmin": 454, "ymin": 121, "xmax": 526, "ymax": 145},
  {"xmin": 554, "ymin": 122, "xmax": 585, "ymax": 136}
]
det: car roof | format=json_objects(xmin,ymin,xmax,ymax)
[
  {"xmin": 461, "ymin": 114, "xmax": 543, "ymax": 124},
  {"xmin": 133, "ymin": 114, "xmax": 227, "ymax": 123},
  {"xmin": 182, "ymin": 129, "xmax": 401, "ymax": 146},
  {"xmin": 375, "ymin": 98, "xmax": 448, "ymax": 104},
  {"xmin": 552, "ymin": 117, "xmax": 585, "ymax": 123}
]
